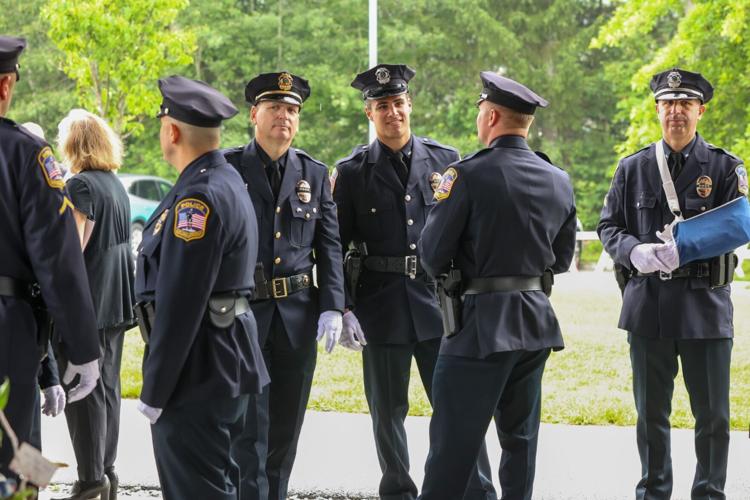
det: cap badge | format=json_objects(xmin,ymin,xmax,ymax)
[
  {"xmin": 375, "ymin": 67, "xmax": 391, "ymax": 85},
  {"xmin": 696, "ymin": 175, "xmax": 712, "ymax": 198},
  {"xmin": 278, "ymin": 72, "xmax": 293, "ymax": 91},
  {"xmin": 296, "ymin": 180, "xmax": 312, "ymax": 203},
  {"xmin": 667, "ymin": 71, "xmax": 682, "ymax": 89},
  {"xmin": 429, "ymin": 172, "xmax": 442, "ymax": 191}
]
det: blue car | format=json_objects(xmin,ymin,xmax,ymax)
[{"xmin": 117, "ymin": 174, "xmax": 173, "ymax": 255}]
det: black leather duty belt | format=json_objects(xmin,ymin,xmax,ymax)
[
  {"xmin": 364, "ymin": 255, "xmax": 422, "ymax": 278},
  {"xmin": 0, "ymin": 276, "xmax": 40, "ymax": 302},
  {"xmin": 463, "ymin": 276, "xmax": 545, "ymax": 295},
  {"xmin": 254, "ymin": 272, "xmax": 313, "ymax": 300},
  {"xmin": 634, "ymin": 262, "xmax": 710, "ymax": 281}
]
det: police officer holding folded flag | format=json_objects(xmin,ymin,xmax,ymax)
[
  {"xmin": 598, "ymin": 68, "xmax": 746, "ymax": 500},
  {"xmin": 0, "ymin": 35, "xmax": 100, "ymax": 481},
  {"xmin": 224, "ymin": 71, "xmax": 345, "ymax": 500},
  {"xmin": 333, "ymin": 64, "xmax": 495, "ymax": 500},
  {"xmin": 418, "ymin": 72, "xmax": 577, "ymax": 500},
  {"xmin": 135, "ymin": 75, "xmax": 269, "ymax": 500}
]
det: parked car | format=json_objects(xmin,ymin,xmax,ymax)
[{"xmin": 117, "ymin": 174, "xmax": 173, "ymax": 256}]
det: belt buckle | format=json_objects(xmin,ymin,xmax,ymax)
[
  {"xmin": 405, "ymin": 255, "xmax": 418, "ymax": 279},
  {"xmin": 271, "ymin": 278, "xmax": 288, "ymax": 298},
  {"xmin": 659, "ymin": 270, "xmax": 672, "ymax": 281}
]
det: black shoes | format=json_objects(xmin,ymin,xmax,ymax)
[
  {"xmin": 56, "ymin": 476, "xmax": 110, "ymax": 500},
  {"xmin": 104, "ymin": 468, "xmax": 118, "ymax": 500}
]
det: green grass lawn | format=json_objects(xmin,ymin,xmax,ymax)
[{"xmin": 121, "ymin": 276, "xmax": 750, "ymax": 430}]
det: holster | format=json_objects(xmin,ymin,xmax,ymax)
[
  {"xmin": 134, "ymin": 301, "xmax": 155, "ymax": 344},
  {"xmin": 436, "ymin": 268, "xmax": 463, "ymax": 338},
  {"xmin": 709, "ymin": 252, "xmax": 737, "ymax": 288},
  {"xmin": 208, "ymin": 294, "xmax": 250, "ymax": 328},
  {"xmin": 344, "ymin": 242, "xmax": 368, "ymax": 295},
  {"xmin": 613, "ymin": 263, "xmax": 632, "ymax": 295}
]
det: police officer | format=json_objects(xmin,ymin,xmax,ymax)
[
  {"xmin": 333, "ymin": 64, "xmax": 495, "ymax": 500},
  {"xmin": 418, "ymin": 72, "xmax": 577, "ymax": 500},
  {"xmin": 598, "ymin": 69, "xmax": 743, "ymax": 500},
  {"xmin": 224, "ymin": 72, "xmax": 345, "ymax": 500},
  {"xmin": 0, "ymin": 35, "xmax": 100, "ymax": 481},
  {"xmin": 135, "ymin": 75, "xmax": 269, "ymax": 500}
]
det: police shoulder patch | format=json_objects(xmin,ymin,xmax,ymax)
[
  {"xmin": 173, "ymin": 198, "xmax": 210, "ymax": 242},
  {"xmin": 434, "ymin": 167, "xmax": 458, "ymax": 201},
  {"xmin": 736, "ymin": 165, "xmax": 748, "ymax": 196},
  {"xmin": 37, "ymin": 147, "xmax": 65, "ymax": 189}
]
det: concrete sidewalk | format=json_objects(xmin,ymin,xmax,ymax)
[{"xmin": 38, "ymin": 399, "xmax": 750, "ymax": 499}]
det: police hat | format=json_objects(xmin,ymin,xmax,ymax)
[
  {"xmin": 351, "ymin": 64, "xmax": 416, "ymax": 100},
  {"xmin": 477, "ymin": 71, "xmax": 548, "ymax": 115},
  {"xmin": 244, "ymin": 72, "xmax": 310, "ymax": 107},
  {"xmin": 0, "ymin": 35, "xmax": 26, "ymax": 81},
  {"xmin": 156, "ymin": 75, "xmax": 238, "ymax": 127},
  {"xmin": 650, "ymin": 68, "xmax": 713, "ymax": 103}
]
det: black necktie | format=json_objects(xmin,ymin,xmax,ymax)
[
  {"xmin": 267, "ymin": 161, "xmax": 281, "ymax": 198},
  {"xmin": 394, "ymin": 152, "xmax": 409, "ymax": 187},
  {"xmin": 668, "ymin": 152, "xmax": 684, "ymax": 180}
]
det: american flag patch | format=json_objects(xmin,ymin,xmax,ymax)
[
  {"xmin": 37, "ymin": 147, "xmax": 64, "ymax": 189},
  {"xmin": 434, "ymin": 167, "xmax": 458, "ymax": 201},
  {"xmin": 173, "ymin": 198, "xmax": 210, "ymax": 242}
]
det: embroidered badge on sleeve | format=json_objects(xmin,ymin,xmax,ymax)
[
  {"xmin": 434, "ymin": 167, "xmax": 458, "ymax": 201},
  {"xmin": 173, "ymin": 198, "xmax": 210, "ymax": 242},
  {"xmin": 37, "ymin": 147, "xmax": 65, "ymax": 189},
  {"xmin": 736, "ymin": 166, "xmax": 748, "ymax": 195}
]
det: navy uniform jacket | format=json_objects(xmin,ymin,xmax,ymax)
[
  {"xmin": 334, "ymin": 136, "xmax": 459, "ymax": 344},
  {"xmin": 136, "ymin": 150, "xmax": 269, "ymax": 409},
  {"xmin": 0, "ymin": 117, "xmax": 99, "ymax": 388},
  {"xmin": 223, "ymin": 140, "xmax": 345, "ymax": 347},
  {"xmin": 597, "ymin": 133, "xmax": 743, "ymax": 339},
  {"xmin": 419, "ymin": 135, "xmax": 577, "ymax": 358}
]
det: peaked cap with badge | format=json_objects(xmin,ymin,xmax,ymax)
[
  {"xmin": 650, "ymin": 67, "xmax": 714, "ymax": 103},
  {"xmin": 351, "ymin": 64, "xmax": 416, "ymax": 100},
  {"xmin": 0, "ymin": 35, "xmax": 25, "ymax": 80},
  {"xmin": 477, "ymin": 71, "xmax": 548, "ymax": 114},
  {"xmin": 157, "ymin": 75, "xmax": 238, "ymax": 127},
  {"xmin": 244, "ymin": 71, "xmax": 310, "ymax": 107}
]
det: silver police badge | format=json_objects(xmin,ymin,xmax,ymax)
[
  {"xmin": 375, "ymin": 67, "xmax": 391, "ymax": 85},
  {"xmin": 296, "ymin": 180, "xmax": 312, "ymax": 203},
  {"xmin": 429, "ymin": 172, "xmax": 442, "ymax": 191},
  {"xmin": 667, "ymin": 71, "xmax": 682, "ymax": 88}
]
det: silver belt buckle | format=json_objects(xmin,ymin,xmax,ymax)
[
  {"xmin": 659, "ymin": 270, "xmax": 672, "ymax": 281},
  {"xmin": 405, "ymin": 255, "xmax": 418, "ymax": 279}
]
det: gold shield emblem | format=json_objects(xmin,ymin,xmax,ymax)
[
  {"xmin": 296, "ymin": 180, "xmax": 312, "ymax": 203},
  {"xmin": 696, "ymin": 175, "xmax": 712, "ymax": 198},
  {"xmin": 429, "ymin": 172, "xmax": 442, "ymax": 191},
  {"xmin": 278, "ymin": 72, "xmax": 294, "ymax": 91}
]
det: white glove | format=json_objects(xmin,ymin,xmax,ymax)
[
  {"xmin": 630, "ymin": 243, "xmax": 672, "ymax": 274},
  {"xmin": 137, "ymin": 400, "xmax": 163, "ymax": 424},
  {"xmin": 340, "ymin": 311, "xmax": 367, "ymax": 352},
  {"xmin": 655, "ymin": 224, "xmax": 680, "ymax": 272},
  {"xmin": 316, "ymin": 310, "xmax": 343, "ymax": 353},
  {"xmin": 41, "ymin": 385, "xmax": 66, "ymax": 417},
  {"xmin": 63, "ymin": 359, "xmax": 100, "ymax": 403}
]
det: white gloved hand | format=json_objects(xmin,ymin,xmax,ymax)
[
  {"xmin": 339, "ymin": 311, "xmax": 367, "ymax": 352},
  {"xmin": 655, "ymin": 224, "xmax": 680, "ymax": 272},
  {"xmin": 137, "ymin": 400, "xmax": 163, "ymax": 424},
  {"xmin": 630, "ymin": 243, "xmax": 672, "ymax": 274},
  {"xmin": 63, "ymin": 359, "xmax": 100, "ymax": 403},
  {"xmin": 316, "ymin": 310, "xmax": 343, "ymax": 353},
  {"xmin": 41, "ymin": 385, "xmax": 66, "ymax": 417}
]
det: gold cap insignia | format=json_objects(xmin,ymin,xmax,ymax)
[{"xmin": 278, "ymin": 72, "xmax": 293, "ymax": 91}]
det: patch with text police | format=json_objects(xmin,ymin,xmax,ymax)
[
  {"xmin": 696, "ymin": 175, "xmax": 712, "ymax": 198},
  {"xmin": 37, "ymin": 147, "xmax": 65, "ymax": 189},
  {"xmin": 736, "ymin": 166, "xmax": 748, "ymax": 195},
  {"xmin": 434, "ymin": 167, "xmax": 457, "ymax": 201},
  {"xmin": 173, "ymin": 198, "xmax": 210, "ymax": 242}
]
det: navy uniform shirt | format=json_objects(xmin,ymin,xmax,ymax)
[
  {"xmin": 598, "ymin": 133, "xmax": 744, "ymax": 339},
  {"xmin": 419, "ymin": 135, "xmax": 577, "ymax": 358},
  {"xmin": 136, "ymin": 150, "xmax": 269, "ymax": 409},
  {"xmin": 0, "ymin": 117, "xmax": 99, "ymax": 387},
  {"xmin": 334, "ymin": 136, "xmax": 459, "ymax": 344},
  {"xmin": 223, "ymin": 140, "xmax": 345, "ymax": 347}
]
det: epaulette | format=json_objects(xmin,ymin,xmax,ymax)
[
  {"xmin": 458, "ymin": 147, "xmax": 492, "ymax": 163},
  {"xmin": 419, "ymin": 136, "xmax": 458, "ymax": 154},
  {"xmin": 618, "ymin": 144, "xmax": 651, "ymax": 162},
  {"xmin": 335, "ymin": 144, "xmax": 368, "ymax": 167},
  {"xmin": 707, "ymin": 143, "xmax": 743, "ymax": 163},
  {"xmin": 294, "ymin": 148, "xmax": 327, "ymax": 168},
  {"xmin": 220, "ymin": 145, "xmax": 244, "ymax": 160}
]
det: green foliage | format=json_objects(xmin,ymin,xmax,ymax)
[{"xmin": 0, "ymin": 378, "xmax": 8, "ymax": 412}]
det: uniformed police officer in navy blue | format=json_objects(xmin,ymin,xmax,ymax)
[
  {"xmin": 418, "ymin": 72, "xmax": 577, "ymax": 500},
  {"xmin": 598, "ymin": 69, "xmax": 744, "ymax": 500},
  {"xmin": 0, "ymin": 35, "xmax": 102, "ymax": 485},
  {"xmin": 135, "ymin": 75, "xmax": 269, "ymax": 500},
  {"xmin": 333, "ymin": 64, "xmax": 496, "ymax": 500},
  {"xmin": 224, "ymin": 72, "xmax": 345, "ymax": 500}
]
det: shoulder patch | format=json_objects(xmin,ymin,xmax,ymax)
[
  {"xmin": 434, "ymin": 167, "xmax": 458, "ymax": 201},
  {"xmin": 37, "ymin": 147, "xmax": 65, "ymax": 189},
  {"xmin": 736, "ymin": 165, "xmax": 748, "ymax": 195},
  {"xmin": 173, "ymin": 198, "xmax": 210, "ymax": 242}
]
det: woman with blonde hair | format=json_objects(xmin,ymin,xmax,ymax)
[{"xmin": 56, "ymin": 109, "xmax": 136, "ymax": 500}]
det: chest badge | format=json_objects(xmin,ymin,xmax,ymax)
[
  {"xmin": 296, "ymin": 180, "xmax": 311, "ymax": 203},
  {"xmin": 695, "ymin": 175, "xmax": 712, "ymax": 198},
  {"xmin": 153, "ymin": 209, "xmax": 169, "ymax": 236},
  {"xmin": 173, "ymin": 198, "xmax": 210, "ymax": 242},
  {"xmin": 736, "ymin": 166, "xmax": 748, "ymax": 195},
  {"xmin": 429, "ymin": 172, "xmax": 442, "ymax": 192}
]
